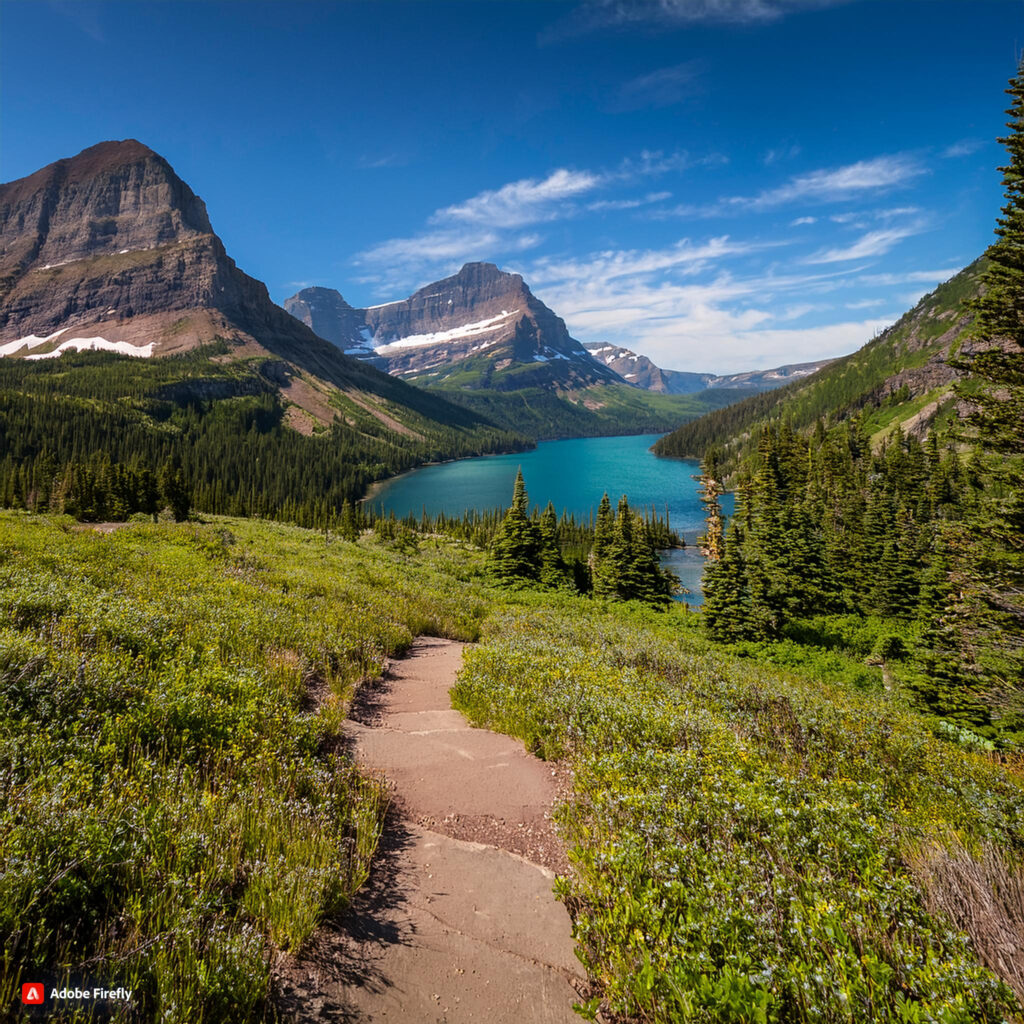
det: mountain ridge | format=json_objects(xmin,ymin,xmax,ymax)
[
  {"xmin": 652, "ymin": 258, "xmax": 986, "ymax": 465},
  {"xmin": 0, "ymin": 139, "xmax": 517, "ymax": 441}
]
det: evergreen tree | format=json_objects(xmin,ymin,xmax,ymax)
[
  {"xmin": 929, "ymin": 58, "xmax": 1024, "ymax": 744},
  {"xmin": 703, "ymin": 521, "xmax": 751, "ymax": 642},
  {"xmin": 159, "ymin": 456, "xmax": 191, "ymax": 522},
  {"xmin": 489, "ymin": 469, "xmax": 540, "ymax": 586},
  {"xmin": 537, "ymin": 501, "xmax": 567, "ymax": 589}
]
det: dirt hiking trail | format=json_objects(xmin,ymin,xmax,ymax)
[{"xmin": 278, "ymin": 637, "xmax": 583, "ymax": 1023}]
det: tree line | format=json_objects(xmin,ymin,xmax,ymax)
[
  {"xmin": 488, "ymin": 470, "xmax": 678, "ymax": 606},
  {"xmin": 700, "ymin": 60, "xmax": 1024, "ymax": 747},
  {"xmin": 0, "ymin": 348, "xmax": 524, "ymax": 528}
]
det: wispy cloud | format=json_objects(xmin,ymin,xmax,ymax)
[
  {"xmin": 807, "ymin": 222, "xmax": 927, "ymax": 263},
  {"xmin": 357, "ymin": 153, "xmax": 406, "ymax": 169},
  {"xmin": 858, "ymin": 267, "xmax": 963, "ymax": 287},
  {"xmin": 614, "ymin": 61, "xmax": 704, "ymax": 111},
  {"xmin": 738, "ymin": 154, "xmax": 926, "ymax": 210},
  {"xmin": 587, "ymin": 191, "xmax": 672, "ymax": 212},
  {"xmin": 529, "ymin": 235, "xmax": 774, "ymax": 286},
  {"xmin": 432, "ymin": 168, "xmax": 602, "ymax": 229},
  {"xmin": 355, "ymin": 150, "xmax": 726, "ymax": 293},
  {"xmin": 764, "ymin": 143, "xmax": 802, "ymax": 166},
  {"xmin": 542, "ymin": 0, "xmax": 850, "ymax": 42},
  {"xmin": 790, "ymin": 215, "xmax": 817, "ymax": 226},
  {"xmin": 943, "ymin": 138, "xmax": 985, "ymax": 158},
  {"xmin": 520, "ymin": 237, "xmax": 879, "ymax": 372},
  {"xmin": 654, "ymin": 154, "xmax": 926, "ymax": 219},
  {"xmin": 360, "ymin": 229, "xmax": 545, "ymax": 266}
]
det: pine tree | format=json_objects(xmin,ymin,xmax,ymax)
[
  {"xmin": 537, "ymin": 501, "xmax": 567, "ymax": 589},
  {"xmin": 703, "ymin": 521, "xmax": 751, "ymax": 642},
  {"xmin": 489, "ymin": 469, "xmax": 540, "ymax": 586},
  {"xmin": 159, "ymin": 457, "xmax": 191, "ymax": 522},
  {"xmin": 928, "ymin": 58, "xmax": 1024, "ymax": 744}
]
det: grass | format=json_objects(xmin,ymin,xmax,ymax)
[
  {"xmin": 0, "ymin": 511, "xmax": 490, "ymax": 1021},
  {"xmin": 2, "ymin": 510, "xmax": 1022, "ymax": 1022},
  {"xmin": 451, "ymin": 596, "xmax": 1024, "ymax": 1023}
]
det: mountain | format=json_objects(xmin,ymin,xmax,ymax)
[
  {"xmin": 584, "ymin": 343, "xmax": 832, "ymax": 395},
  {"xmin": 0, "ymin": 141, "xmax": 525, "ymax": 523},
  {"xmin": 0, "ymin": 140, "xmax": 521, "ymax": 439},
  {"xmin": 285, "ymin": 265, "xmax": 620, "ymax": 391},
  {"xmin": 653, "ymin": 259, "xmax": 986, "ymax": 465}
]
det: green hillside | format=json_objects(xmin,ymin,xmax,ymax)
[
  {"xmin": 653, "ymin": 258, "xmax": 987, "ymax": 467},
  {"xmin": 433, "ymin": 380, "xmax": 760, "ymax": 440},
  {"xmin": 0, "ymin": 343, "xmax": 526, "ymax": 526}
]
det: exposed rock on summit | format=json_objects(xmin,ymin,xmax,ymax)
[{"xmin": 286, "ymin": 264, "xmax": 621, "ymax": 391}]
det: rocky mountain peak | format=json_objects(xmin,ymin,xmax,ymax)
[{"xmin": 1, "ymin": 140, "xmax": 213, "ymax": 282}]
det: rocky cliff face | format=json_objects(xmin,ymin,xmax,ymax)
[
  {"xmin": 0, "ymin": 140, "xmax": 496, "ymax": 434},
  {"xmin": 285, "ymin": 263, "xmax": 620, "ymax": 391},
  {"xmin": 0, "ymin": 141, "xmax": 302, "ymax": 351}
]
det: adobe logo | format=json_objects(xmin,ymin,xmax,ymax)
[{"xmin": 21, "ymin": 982, "xmax": 44, "ymax": 1004}]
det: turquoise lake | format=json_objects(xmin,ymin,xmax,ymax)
[{"xmin": 367, "ymin": 433, "xmax": 733, "ymax": 605}]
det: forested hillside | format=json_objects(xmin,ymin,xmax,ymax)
[
  {"xmin": 0, "ymin": 344, "xmax": 525, "ymax": 526},
  {"xmin": 436, "ymin": 380, "xmax": 757, "ymax": 440},
  {"xmin": 698, "ymin": 61, "xmax": 1024, "ymax": 751},
  {"xmin": 654, "ymin": 258, "xmax": 986, "ymax": 466}
]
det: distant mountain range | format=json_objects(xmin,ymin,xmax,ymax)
[
  {"xmin": 583, "ymin": 343, "xmax": 831, "ymax": 395},
  {"xmin": 285, "ymin": 277, "xmax": 832, "ymax": 399}
]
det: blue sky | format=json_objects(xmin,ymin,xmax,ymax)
[{"xmin": 2, "ymin": 0, "xmax": 1021, "ymax": 373}]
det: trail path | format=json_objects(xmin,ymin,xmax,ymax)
[{"xmin": 278, "ymin": 637, "xmax": 583, "ymax": 1023}]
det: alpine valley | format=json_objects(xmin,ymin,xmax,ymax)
[{"xmin": 0, "ymin": 140, "xmax": 834, "ymax": 522}]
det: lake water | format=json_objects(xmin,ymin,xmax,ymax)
[{"xmin": 368, "ymin": 433, "xmax": 733, "ymax": 605}]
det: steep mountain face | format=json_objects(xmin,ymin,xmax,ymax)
[
  {"xmin": 653, "ymin": 259, "xmax": 986, "ymax": 463},
  {"xmin": 285, "ymin": 264, "xmax": 621, "ymax": 391},
  {"xmin": 0, "ymin": 140, "xmax": 507, "ymax": 438},
  {"xmin": 585, "ymin": 343, "xmax": 833, "ymax": 395}
]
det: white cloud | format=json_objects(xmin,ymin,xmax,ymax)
[
  {"xmin": 790, "ymin": 215, "xmax": 817, "ymax": 226},
  {"xmin": 739, "ymin": 154, "xmax": 925, "ymax": 210},
  {"xmin": 587, "ymin": 190, "xmax": 672, "ymax": 212},
  {"xmin": 857, "ymin": 266, "xmax": 963, "ymax": 286},
  {"xmin": 807, "ymin": 222, "xmax": 927, "ymax": 263},
  {"xmin": 846, "ymin": 298, "xmax": 885, "ymax": 309},
  {"xmin": 542, "ymin": 0, "xmax": 850, "ymax": 41},
  {"xmin": 943, "ymin": 138, "xmax": 985, "ymax": 158},
  {"xmin": 655, "ymin": 154, "xmax": 926, "ymax": 219},
  {"xmin": 528, "ymin": 236, "xmax": 774, "ymax": 286},
  {"xmin": 432, "ymin": 168, "xmax": 601, "ymax": 229},
  {"xmin": 521, "ymin": 236, "xmax": 884, "ymax": 372}
]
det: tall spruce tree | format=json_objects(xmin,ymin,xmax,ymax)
[
  {"xmin": 930, "ymin": 58, "xmax": 1024, "ymax": 744},
  {"xmin": 489, "ymin": 469, "xmax": 540, "ymax": 586},
  {"xmin": 537, "ymin": 501, "xmax": 567, "ymax": 588}
]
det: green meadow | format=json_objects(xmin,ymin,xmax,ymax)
[{"xmin": 1, "ymin": 512, "xmax": 1021, "ymax": 1022}]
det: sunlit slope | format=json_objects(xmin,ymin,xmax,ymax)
[
  {"xmin": 1, "ymin": 512, "xmax": 1021, "ymax": 1021},
  {"xmin": 654, "ymin": 258, "xmax": 986, "ymax": 463}
]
